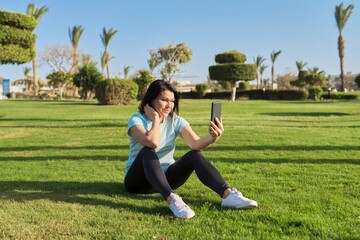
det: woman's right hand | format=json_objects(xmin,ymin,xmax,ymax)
[{"xmin": 144, "ymin": 104, "xmax": 160, "ymax": 122}]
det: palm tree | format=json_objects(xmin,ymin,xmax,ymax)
[
  {"xmin": 26, "ymin": 3, "xmax": 49, "ymax": 96},
  {"xmin": 100, "ymin": 27, "xmax": 118, "ymax": 79},
  {"xmin": 68, "ymin": 25, "xmax": 84, "ymax": 73},
  {"xmin": 295, "ymin": 60, "xmax": 307, "ymax": 73},
  {"xmin": 253, "ymin": 56, "xmax": 266, "ymax": 89},
  {"xmin": 148, "ymin": 50, "xmax": 160, "ymax": 75},
  {"xmin": 259, "ymin": 64, "xmax": 268, "ymax": 89},
  {"xmin": 123, "ymin": 65, "xmax": 133, "ymax": 79},
  {"xmin": 23, "ymin": 67, "xmax": 32, "ymax": 93},
  {"xmin": 335, "ymin": 3, "xmax": 354, "ymax": 91},
  {"xmin": 270, "ymin": 50, "xmax": 281, "ymax": 89}
]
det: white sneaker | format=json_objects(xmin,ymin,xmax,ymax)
[
  {"xmin": 221, "ymin": 188, "xmax": 258, "ymax": 209},
  {"xmin": 168, "ymin": 193, "xmax": 195, "ymax": 219}
]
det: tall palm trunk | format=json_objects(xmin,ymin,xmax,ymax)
[
  {"xmin": 338, "ymin": 34, "xmax": 345, "ymax": 91},
  {"xmin": 271, "ymin": 65, "xmax": 274, "ymax": 90},
  {"xmin": 32, "ymin": 44, "xmax": 38, "ymax": 96}
]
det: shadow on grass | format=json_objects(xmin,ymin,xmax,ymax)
[
  {"xmin": 1, "ymin": 145, "xmax": 359, "ymax": 164},
  {"xmin": 0, "ymin": 155, "xmax": 129, "ymax": 161},
  {"xmin": 258, "ymin": 112, "xmax": 351, "ymax": 117},
  {"xmin": 0, "ymin": 118, "xmax": 128, "ymax": 128},
  {"xmin": 0, "ymin": 118, "xmax": 125, "ymax": 122},
  {"xmin": 205, "ymin": 156, "xmax": 360, "ymax": 165},
  {"xmin": 0, "ymin": 181, "xmax": 167, "ymax": 215},
  {"xmin": 0, "ymin": 145, "xmax": 129, "ymax": 151}
]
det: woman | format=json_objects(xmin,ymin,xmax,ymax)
[{"xmin": 124, "ymin": 80, "xmax": 257, "ymax": 219}]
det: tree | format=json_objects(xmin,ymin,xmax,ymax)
[
  {"xmin": 305, "ymin": 67, "xmax": 326, "ymax": 87},
  {"xmin": 123, "ymin": 65, "xmax": 133, "ymax": 79},
  {"xmin": 259, "ymin": 64, "xmax": 268, "ymax": 89},
  {"xmin": 253, "ymin": 55, "xmax": 266, "ymax": 89},
  {"xmin": 209, "ymin": 50, "xmax": 256, "ymax": 102},
  {"xmin": 335, "ymin": 3, "xmax": 354, "ymax": 91},
  {"xmin": 46, "ymin": 70, "xmax": 71, "ymax": 99},
  {"xmin": 68, "ymin": 25, "xmax": 84, "ymax": 73},
  {"xmin": 296, "ymin": 60, "xmax": 307, "ymax": 73},
  {"xmin": 0, "ymin": 10, "xmax": 36, "ymax": 64},
  {"xmin": 26, "ymin": 3, "xmax": 49, "ymax": 96},
  {"xmin": 100, "ymin": 27, "xmax": 117, "ymax": 79},
  {"xmin": 23, "ymin": 67, "xmax": 32, "ymax": 93},
  {"xmin": 73, "ymin": 62, "xmax": 103, "ymax": 101},
  {"xmin": 355, "ymin": 74, "xmax": 360, "ymax": 88},
  {"xmin": 270, "ymin": 50, "xmax": 281, "ymax": 89},
  {"xmin": 148, "ymin": 50, "xmax": 161, "ymax": 75},
  {"xmin": 150, "ymin": 43, "xmax": 192, "ymax": 82},
  {"xmin": 40, "ymin": 45, "xmax": 74, "ymax": 73},
  {"xmin": 133, "ymin": 69, "xmax": 153, "ymax": 100},
  {"xmin": 276, "ymin": 72, "xmax": 297, "ymax": 90},
  {"xmin": 40, "ymin": 44, "xmax": 75, "ymax": 98}
]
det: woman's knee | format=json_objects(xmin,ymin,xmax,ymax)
[
  {"xmin": 140, "ymin": 146, "xmax": 156, "ymax": 154},
  {"xmin": 184, "ymin": 150, "xmax": 205, "ymax": 161}
]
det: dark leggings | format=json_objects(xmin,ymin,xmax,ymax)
[{"xmin": 124, "ymin": 147, "xmax": 229, "ymax": 200}]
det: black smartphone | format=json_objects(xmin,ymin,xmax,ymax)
[{"xmin": 211, "ymin": 101, "xmax": 221, "ymax": 126}]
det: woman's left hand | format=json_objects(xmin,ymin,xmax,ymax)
[{"xmin": 209, "ymin": 117, "xmax": 224, "ymax": 141}]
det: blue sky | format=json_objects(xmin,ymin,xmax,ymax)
[{"xmin": 1, "ymin": 0, "xmax": 359, "ymax": 84}]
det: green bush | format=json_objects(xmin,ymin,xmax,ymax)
[
  {"xmin": 308, "ymin": 86, "xmax": 323, "ymax": 100},
  {"xmin": 238, "ymin": 81, "xmax": 251, "ymax": 91},
  {"xmin": 0, "ymin": 10, "xmax": 36, "ymax": 64},
  {"xmin": 355, "ymin": 74, "xmax": 360, "ymax": 88},
  {"xmin": 320, "ymin": 92, "xmax": 359, "ymax": 100},
  {"xmin": 0, "ymin": 44, "xmax": 35, "ymax": 64},
  {"xmin": 0, "ymin": 10, "xmax": 37, "ymax": 31},
  {"xmin": 95, "ymin": 78, "xmax": 138, "ymax": 105},
  {"xmin": 209, "ymin": 63, "xmax": 257, "ymax": 81},
  {"xmin": 0, "ymin": 25, "xmax": 36, "ymax": 47},
  {"xmin": 195, "ymin": 83, "xmax": 209, "ymax": 98},
  {"xmin": 215, "ymin": 50, "xmax": 246, "ymax": 64}
]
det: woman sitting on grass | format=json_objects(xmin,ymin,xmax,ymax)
[{"xmin": 124, "ymin": 80, "xmax": 257, "ymax": 219}]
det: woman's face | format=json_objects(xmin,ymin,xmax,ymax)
[{"xmin": 151, "ymin": 90, "xmax": 175, "ymax": 119}]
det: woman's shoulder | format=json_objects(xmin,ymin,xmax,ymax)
[{"xmin": 128, "ymin": 112, "xmax": 148, "ymax": 125}]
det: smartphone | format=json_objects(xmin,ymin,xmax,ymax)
[{"xmin": 211, "ymin": 101, "xmax": 221, "ymax": 126}]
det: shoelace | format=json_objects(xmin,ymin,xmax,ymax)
[
  {"xmin": 171, "ymin": 196, "xmax": 184, "ymax": 207},
  {"xmin": 232, "ymin": 188, "xmax": 244, "ymax": 197}
]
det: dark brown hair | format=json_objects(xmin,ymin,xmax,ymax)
[{"xmin": 138, "ymin": 80, "xmax": 179, "ymax": 114}]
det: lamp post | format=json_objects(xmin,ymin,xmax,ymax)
[{"xmin": 328, "ymin": 87, "xmax": 331, "ymax": 100}]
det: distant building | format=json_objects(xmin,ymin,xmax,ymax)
[
  {"xmin": 328, "ymin": 72, "xmax": 358, "ymax": 91},
  {"xmin": 175, "ymin": 80, "xmax": 196, "ymax": 92}
]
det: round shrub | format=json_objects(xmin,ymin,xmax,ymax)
[
  {"xmin": 307, "ymin": 86, "xmax": 323, "ymax": 100},
  {"xmin": 238, "ymin": 81, "xmax": 251, "ymax": 90},
  {"xmin": 95, "ymin": 78, "xmax": 138, "ymax": 105},
  {"xmin": 215, "ymin": 50, "xmax": 246, "ymax": 64},
  {"xmin": 195, "ymin": 83, "xmax": 210, "ymax": 98}
]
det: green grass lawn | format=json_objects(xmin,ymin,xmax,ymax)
[{"xmin": 0, "ymin": 99, "xmax": 359, "ymax": 239}]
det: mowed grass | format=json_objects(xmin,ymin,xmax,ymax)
[{"xmin": 0, "ymin": 99, "xmax": 359, "ymax": 240}]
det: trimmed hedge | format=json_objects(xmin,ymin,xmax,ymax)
[
  {"xmin": 0, "ymin": 44, "xmax": 35, "ymax": 64},
  {"xmin": 0, "ymin": 25, "xmax": 36, "ymax": 47},
  {"xmin": 180, "ymin": 89, "xmax": 308, "ymax": 100},
  {"xmin": 0, "ymin": 10, "xmax": 37, "ymax": 31},
  {"xmin": 95, "ymin": 78, "xmax": 138, "ymax": 105},
  {"xmin": 0, "ymin": 10, "xmax": 36, "ymax": 64},
  {"xmin": 209, "ymin": 63, "xmax": 257, "ymax": 81},
  {"xmin": 215, "ymin": 50, "xmax": 246, "ymax": 64},
  {"xmin": 320, "ymin": 92, "xmax": 359, "ymax": 100}
]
